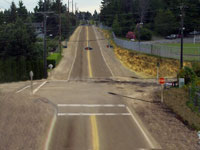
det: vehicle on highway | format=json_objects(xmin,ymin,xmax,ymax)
[{"xmin": 165, "ymin": 34, "xmax": 177, "ymax": 39}]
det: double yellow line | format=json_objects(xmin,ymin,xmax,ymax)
[{"xmin": 86, "ymin": 26, "xmax": 99, "ymax": 150}]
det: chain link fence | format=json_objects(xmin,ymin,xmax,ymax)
[
  {"xmin": 189, "ymin": 86, "xmax": 200, "ymax": 112},
  {"xmin": 99, "ymin": 24, "xmax": 200, "ymax": 61}
]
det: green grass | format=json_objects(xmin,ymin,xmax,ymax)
[
  {"xmin": 47, "ymin": 53, "xmax": 61, "ymax": 60},
  {"xmin": 161, "ymin": 43, "xmax": 200, "ymax": 54},
  {"xmin": 47, "ymin": 53, "xmax": 62, "ymax": 68}
]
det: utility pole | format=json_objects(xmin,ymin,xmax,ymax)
[
  {"xmin": 59, "ymin": 0, "xmax": 62, "ymax": 54},
  {"xmin": 68, "ymin": 0, "xmax": 70, "ymax": 12},
  {"xmin": 72, "ymin": 0, "xmax": 74, "ymax": 14},
  {"xmin": 43, "ymin": 0, "xmax": 47, "ymax": 79},
  {"xmin": 138, "ymin": 22, "xmax": 143, "ymax": 51},
  {"xmin": 37, "ymin": 1, "xmax": 54, "ymax": 78},
  {"xmin": 75, "ymin": 3, "xmax": 77, "ymax": 13},
  {"xmin": 180, "ymin": 4, "xmax": 185, "ymax": 69}
]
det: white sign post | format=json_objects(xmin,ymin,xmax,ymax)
[
  {"xmin": 48, "ymin": 64, "xmax": 53, "ymax": 77},
  {"xmin": 30, "ymin": 71, "xmax": 34, "ymax": 94},
  {"xmin": 157, "ymin": 62, "xmax": 160, "ymax": 83}
]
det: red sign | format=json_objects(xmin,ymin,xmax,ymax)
[{"xmin": 159, "ymin": 78, "xmax": 165, "ymax": 84}]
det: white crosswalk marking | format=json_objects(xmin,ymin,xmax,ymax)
[
  {"xmin": 57, "ymin": 104, "xmax": 126, "ymax": 107},
  {"xmin": 57, "ymin": 113, "xmax": 131, "ymax": 116}
]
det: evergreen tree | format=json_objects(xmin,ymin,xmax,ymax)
[
  {"xmin": 112, "ymin": 15, "xmax": 121, "ymax": 36},
  {"xmin": 154, "ymin": 9, "xmax": 177, "ymax": 36},
  {"xmin": 9, "ymin": 2, "xmax": 17, "ymax": 23},
  {"xmin": 18, "ymin": 1, "xmax": 28, "ymax": 21}
]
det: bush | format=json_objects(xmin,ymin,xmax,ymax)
[
  {"xmin": 126, "ymin": 31, "xmax": 136, "ymax": 39},
  {"xmin": 47, "ymin": 53, "xmax": 62, "ymax": 68},
  {"xmin": 177, "ymin": 66, "xmax": 197, "ymax": 85},
  {"xmin": 135, "ymin": 28, "xmax": 152, "ymax": 41},
  {"xmin": 0, "ymin": 57, "xmax": 44, "ymax": 83},
  {"xmin": 192, "ymin": 62, "xmax": 200, "ymax": 77}
]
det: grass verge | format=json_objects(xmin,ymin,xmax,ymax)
[
  {"xmin": 163, "ymin": 88, "xmax": 200, "ymax": 130},
  {"xmin": 47, "ymin": 52, "xmax": 62, "ymax": 68}
]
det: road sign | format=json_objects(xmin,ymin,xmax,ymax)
[
  {"xmin": 30, "ymin": 71, "xmax": 34, "ymax": 94},
  {"xmin": 30, "ymin": 71, "xmax": 34, "ymax": 78},
  {"xmin": 48, "ymin": 64, "xmax": 53, "ymax": 70},
  {"xmin": 159, "ymin": 78, "xmax": 165, "ymax": 84}
]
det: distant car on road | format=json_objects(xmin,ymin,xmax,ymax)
[
  {"xmin": 189, "ymin": 31, "xmax": 200, "ymax": 35},
  {"xmin": 165, "ymin": 34, "xmax": 177, "ymax": 39}
]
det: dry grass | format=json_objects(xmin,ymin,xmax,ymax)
[
  {"xmin": 101, "ymin": 29, "xmax": 192, "ymax": 78},
  {"xmin": 0, "ymin": 92, "xmax": 54, "ymax": 150}
]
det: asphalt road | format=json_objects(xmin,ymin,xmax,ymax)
[{"xmin": 36, "ymin": 25, "xmax": 159, "ymax": 150}]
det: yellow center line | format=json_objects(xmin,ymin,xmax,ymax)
[
  {"xmin": 87, "ymin": 26, "xmax": 99, "ymax": 150},
  {"xmin": 87, "ymin": 26, "xmax": 93, "ymax": 78},
  {"xmin": 90, "ymin": 116, "xmax": 100, "ymax": 150}
]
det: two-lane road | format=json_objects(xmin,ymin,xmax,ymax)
[{"xmin": 36, "ymin": 25, "xmax": 159, "ymax": 150}]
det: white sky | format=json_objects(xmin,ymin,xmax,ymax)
[{"xmin": 0, "ymin": 0, "xmax": 102, "ymax": 14}]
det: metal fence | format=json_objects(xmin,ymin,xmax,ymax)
[
  {"xmin": 113, "ymin": 34, "xmax": 200, "ymax": 61},
  {"xmin": 99, "ymin": 24, "xmax": 200, "ymax": 61},
  {"xmin": 189, "ymin": 86, "xmax": 200, "ymax": 112}
]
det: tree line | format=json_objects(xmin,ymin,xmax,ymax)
[
  {"xmin": 100, "ymin": 0, "xmax": 200, "ymax": 38},
  {"xmin": 0, "ymin": 0, "xmax": 79, "ymax": 82}
]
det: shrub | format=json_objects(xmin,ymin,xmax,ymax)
[
  {"xmin": 192, "ymin": 62, "xmax": 200, "ymax": 77},
  {"xmin": 126, "ymin": 31, "xmax": 136, "ymax": 39},
  {"xmin": 135, "ymin": 28, "xmax": 152, "ymax": 41},
  {"xmin": 177, "ymin": 66, "xmax": 197, "ymax": 85}
]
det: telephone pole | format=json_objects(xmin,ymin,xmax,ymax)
[
  {"xmin": 37, "ymin": 1, "xmax": 54, "ymax": 78},
  {"xmin": 72, "ymin": 0, "xmax": 74, "ymax": 14},
  {"xmin": 180, "ymin": 4, "xmax": 185, "ymax": 69},
  {"xmin": 68, "ymin": 0, "xmax": 69, "ymax": 12},
  {"xmin": 43, "ymin": 3, "xmax": 47, "ymax": 79},
  {"xmin": 59, "ymin": 0, "xmax": 62, "ymax": 54}
]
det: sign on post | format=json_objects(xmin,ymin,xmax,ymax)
[
  {"xmin": 159, "ymin": 77, "xmax": 165, "ymax": 85},
  {"xmin": 48, "ymin": 64, "xmax": 53, "ymax": 70},
  {"xmin": 159, "ymin": 77, "xmax": 165, "ymax": 103},
  {"xmin": 30, "ymin": 71, "xmax": 34, "ymax": 94},
  {"xmin": 157, "ymin": 62, "xmax": 160, "ymax": 81}
]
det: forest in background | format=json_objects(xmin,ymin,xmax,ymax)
[
  {"xmin": 0, "ymin": 0, "xmax": 80, "ymax": 82},
  {"xmin": 100, "ymin": 0, "xmax": 200, "ymax": 38}
]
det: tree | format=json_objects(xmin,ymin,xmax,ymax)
[
  {"xmin": 9, "ymin": 2, "xmax": 17, "ymax": 23},
  {"xmin": 154, "ymin": 9, "xmax": 178, "ymax": 36},
  {"xmin": 18, "ymin": 1, "xmax": 28, "ymax": 21},
  {"xmin": 0, "ymin": 18, "xmax": 39, "ymax": 60},
  {"xmin": 112, "ymin": 15, "xmax": 121, "ymax": 36}
]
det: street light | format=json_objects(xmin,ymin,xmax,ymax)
[{"xmin": 138, "ymin": 22, "xmax": 143, "ymax": 51}]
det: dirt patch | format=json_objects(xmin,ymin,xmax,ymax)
[
  {"xmin": 101, "ymin": 29, "xmax": 191, "ymax": 78},
  {"xmin": 0, "ymin": 92, "xmax": 54, "ymax": 150}
]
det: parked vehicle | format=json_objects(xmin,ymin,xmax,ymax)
[
  {"xmin": 165, "ymin": 34, "xmax": 177, "ymax": 39},
  {"xmin": 189, "ymin": 31, "xmax": 200, "ymax": 35}
]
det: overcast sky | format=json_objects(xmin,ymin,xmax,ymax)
[{"xmin": 0, "ymin": 0, "xmax": 102, "ymax": 13}]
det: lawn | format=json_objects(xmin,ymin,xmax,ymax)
[{"xmin": 161, "ymin": 43, "xmax": 200, "ymax": 55}]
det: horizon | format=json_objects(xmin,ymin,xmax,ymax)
[{"xmin": 0, "ymin": 0, "xmax": 101, "ymax": 14}]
